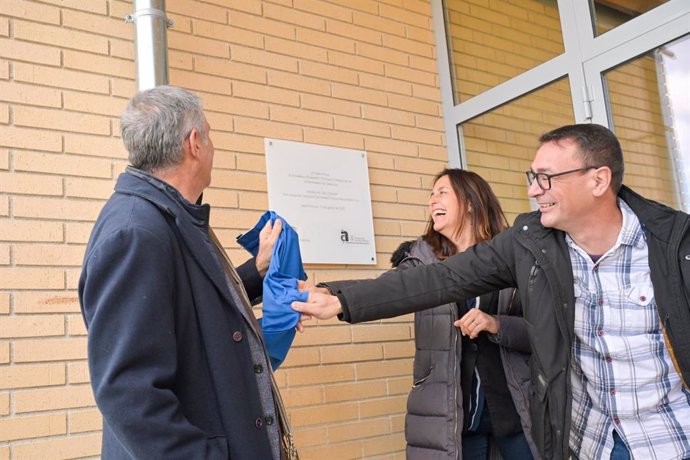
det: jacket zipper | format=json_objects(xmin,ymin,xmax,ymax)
[{"xmin": 452, "ymin": 302, "xmax": 460, "ymax": 460}]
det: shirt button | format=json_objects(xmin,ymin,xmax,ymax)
[
  {"xmin": 265, "ymin": 415, "xmax": 274, "ymax": 425},
  {"xmin": 232, "ymin": 331, "xmax": 243, "ymax": 342},
  {"xmin": 640, "ymin": 295, "xmax": 646, "ymax": 302},
  {"xmin": 254, "ymin": 364, "xmax": 263, "ymax": 374},
  {"xmin": 255, "ymin": 418, "xmax": 263, "ymax": 429},
  {"xmin": 613, "ymin": 417, "xmax": 620, "ymax": 425},
  {"xmin": 605, "ymin": 356, "xmax": 612, "ymax": 363},
  {"xmin": 593, "ymin": 265, "xmax": 599, "ymax": 272},
  {"xmin": 598, "ymin": 330, "xmax": 605, "ymax": 337},
  {"xmin": 598, "ymin": 299, "xmax": 604, "ymax": 306},
  {"xmin": 610, "ymin": 389, "xmax": 616, "ymax": 396}
]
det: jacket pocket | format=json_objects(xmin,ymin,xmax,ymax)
[
  {"xmin": 529, "ymin": 370, "xmax": 553, "ymax": 459},
  {"xmin": 412, "ymin": 366, "xmax": 433, "ymax": 388},
  {"xmin": 206, "ymin": 435, "xmax": 229, "ymax": 458}
]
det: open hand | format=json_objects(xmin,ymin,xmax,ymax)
[
  {"xmin": 255, "ymin": 218, "xmax": 283, "ymax": 276},
  {"xmin": 292, "ymin": 281, "xmax": 343, "ymax": 320}
]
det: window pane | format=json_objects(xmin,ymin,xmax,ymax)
[
  {"xmin": 444, "ymin": 0, "xmax": 564, "ymax": 104},
  {"xmin": 604, "ymin": 34, "xmax": 689, "ymax": 209},
  {"xmin": 593, "ymin": 0, "xmax": 670, "ymax": 36},
  {"xmin": 460, "ymin": 78, "xmax": 574, "ymax": 222}
]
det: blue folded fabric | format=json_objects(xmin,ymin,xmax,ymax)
[{"xmin": 237, "ymin": 211, "xmax": 308, "ymax": 369}]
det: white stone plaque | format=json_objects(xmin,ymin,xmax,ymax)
[{"xmin": 265, "ymin": 138, "xmax": 377, "ymax": 265}]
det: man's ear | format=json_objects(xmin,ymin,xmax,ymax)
[
  {"xmin": 592, "ymin": 166, "xmax": 612, "ymax": 197},
  {"xmin": 186, "ymin": 128, "xmax": 202, "ymax": 160}
]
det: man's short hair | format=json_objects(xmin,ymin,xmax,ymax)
[
  {"xmin": 120, "ymin": 85, "xmax": 206, "ymax": 172},
  {"xmin": 539, "ymin": 124, "xmax": 624, "ymax": 193}
]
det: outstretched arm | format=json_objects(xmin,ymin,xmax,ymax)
[{"xmin": 292, "ymin": 285, "xmax": 343, "ymax": 320}]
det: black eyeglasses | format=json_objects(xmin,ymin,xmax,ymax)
[{"xmin": 525, "ymin": 166, "xmax": 598, "ymax": 190}]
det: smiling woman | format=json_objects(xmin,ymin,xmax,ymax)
[{"xmin": 320, "ymin": 169, "xmax": 541, "ymax": 460}]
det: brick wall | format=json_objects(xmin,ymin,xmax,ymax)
[{"xmin": 0, "ymin": 1, "xmax": 444, "ymax": 458}]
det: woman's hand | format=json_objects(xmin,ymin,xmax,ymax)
[{"xmin": 455, "ymin": 309, "xmax": 499, "ymax": 339}]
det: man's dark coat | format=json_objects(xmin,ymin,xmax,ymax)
[{"xmin": 79, "ymin": 170, "xmax": 273, "ymax": 459}]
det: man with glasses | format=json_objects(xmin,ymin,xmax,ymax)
[{"xmin": 294, "ymin": 124, "xmax": 690, "ymax": 460}]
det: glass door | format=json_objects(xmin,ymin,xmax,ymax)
[
  {"xmin": 432, "ymin": 0, "xmax": 690, "ymax": 215},
  {"xmin": 582, "ymin": 2, "xmax": 690, "ymax": 208}
]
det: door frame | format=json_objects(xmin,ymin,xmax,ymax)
[{"xmin": 432, "ymin": 0, "xmax": 690, "ymax": 166}]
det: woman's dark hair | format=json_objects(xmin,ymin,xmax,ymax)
[{"xmin": 423, "ymin": 168, "xmax": 508, "ymax": 259}]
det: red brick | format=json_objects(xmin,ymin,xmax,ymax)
[
  {"xmin": 0, "ymin": 171, "xmax": 62, "ymax": 196},
  {"xmin": 13, "ymin": 292, "xmax": 80, "ymax": 314},
  {"xmin": 12, "ymin": 432, "xmax": 101, "ymax": 458},
  {"xmin": 67, "ymin": 361, "xmax": 90, "ymax": 384},
  {"xmin": 41, "ymin": 0, "xmax": 107, "ymax": 14},
  {"xmin": 63, "ymin": 49, "xmax": 133, "ymax": 78},
  {"xmin": 14, "ymin": 106, "xmax": 111, "ymax": 136},
  {"xmin": 0, "ymin": 363, "xmax": 66, "ymax": 390},
  {"xmin": 227, "ymin": 11, "xmax": 295, "ymax": 40},
  {"xmin": 0, "ymin": 0, "xmax": 60, "ymax": 25},
  {"xmin": 265, "ymin": 36, "xmax": 327, "ymax": 63},
  {"xmin": 0, "ymin": 126, "xmax": 62, "ymax": 152},
  {"xmin": 0, "ymin": 81, "xmax": 61, "ymax": 107},
  {"xmin": 62, "ymin": 9, "xmax": 131, "ymax": 39},
  {"xmin": 0, "ymin": 37, "xmax": 60, "ymax": 66},
  {"xmin": 0, "ymin": 393, "xmax": 8, "ymax": 415},
  {"xmin": 13, "ymin": 62, "xmax": 110, "ymax": 94},
  {"xmin": 0, "ymin": 315, "xmax": 65, "ymax": 338},
  {"xmin": 230, "ymin": 44, "xmax": 299, "ymax": 72},
  {"xmin": 353, "ymin": 11, "xmax": 406, "ymax": 36},
  {"xmin": 167, "ymin": 0, "xmax": 229, "ymax": 23},
  {"xmin": 14, "ymin": 197, "xmax": 103, "ymax": 223},
  {"xmin": 14, "ymin": 20, "xmax": 108, "ymax": 54},
  {"xmin": 14, "ymin": 337, "xmax": 87, "ymax": 363},
  {"xmin": 0, "ymin": 413, "xmax": 67, "ymax": 442},
  {"xmin": 69, "ymin": 410, "xmax": 102, "ymax": 434},
  {"xmin": 264, "ymin": 3, "xmax": 326, "ymax": 31}
]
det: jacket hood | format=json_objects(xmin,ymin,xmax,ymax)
[
  {"xmin": 408, "ymin": 237, "xmax": 441, "ymax": 264},
  {"xmin": 619, "ymin": 185, "xmax": 687, "ymax": 243}
]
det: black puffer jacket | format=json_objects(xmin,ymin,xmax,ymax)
[{"xmin": 332, "ymin": 186, "xmax": 690, "ymax": 459}]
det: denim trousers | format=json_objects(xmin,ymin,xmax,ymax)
[
  {"xmin": 571, "ymin": 430, "xmax": 630, "ymax": 460},
  {"xmin": 462, "ymin": 403, "xmax": 533, "ymax": 460}
]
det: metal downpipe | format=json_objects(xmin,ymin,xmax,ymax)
[{"xmin": 125, "ymin": 0, "xmax": 172, "ymax": 91}]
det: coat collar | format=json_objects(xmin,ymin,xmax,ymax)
[
  {"xmin": 114, "ymin": 167, "xmax": 237, "ymax": 308},
  {"xmin": 618, "ymin": 185, "xmax": 687, "ymax": 244}
]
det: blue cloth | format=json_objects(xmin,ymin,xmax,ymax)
[{"xmin": 237, "ymin": 211, "xmax": 308, "ymax": 369}]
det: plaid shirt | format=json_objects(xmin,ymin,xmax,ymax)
[{"xmin": 568, "ymin": 199, "xmax": 690, "ymax": 460}]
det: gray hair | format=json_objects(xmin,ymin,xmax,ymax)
[{"xmin": 120, "ymin": 85, "xmax": 206, "ymax": 172}]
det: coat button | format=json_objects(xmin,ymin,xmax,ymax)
[
  {"xmin": 232, "ymin": 331, "xmax": 243, "ymax": 342},
  {"xmin": 265, "ymin": 415, "xmax": 274, "ymax": 425},
  {"xmin": 255, "ymin": 417, "xmax": 263, "ymax": 429},
  {"xmin": 254, "ymin": 364, "xmax": 263, "ymax": 374}
]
